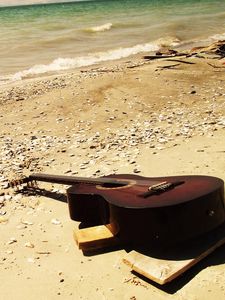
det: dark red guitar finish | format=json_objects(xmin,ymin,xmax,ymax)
[
  {"xmin": 13, "ymin": 173, "xmax": 225, "ymax": 246},
  {"xmin": 66, "ymin": 174, "xmax": 225, "ymax": 246}
]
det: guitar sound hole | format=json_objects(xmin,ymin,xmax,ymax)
[{"xmin": 101, "ymin": 183, "xmax": 127, "ymax": 188}]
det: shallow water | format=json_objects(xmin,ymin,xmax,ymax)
[{"xmin": 0, "ymin": 0, "xmax": 225, "ymax": 83}]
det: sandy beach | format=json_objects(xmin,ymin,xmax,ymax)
[{"xmin": 0, "ymin": 44, "xmax": 225, "ymax": 299}]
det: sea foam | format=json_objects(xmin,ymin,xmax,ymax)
[
  {"xmin": 10, "ymin": 42, "xmax": 161, "ymax": 81},
  {"xmin": 5, "ymin": 37, "xmax": 182, "ymax": 83},
  {"xmin": 85, "ymin": 23, "xmax": 113, "ymax": 33}
]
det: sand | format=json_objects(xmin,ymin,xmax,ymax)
[{"xmin": 0, "ymin": 46, "xmax": 225, "ymax": 299}]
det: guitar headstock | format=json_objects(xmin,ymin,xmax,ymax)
[{"xmin": 9, "ymin": 176, "xmax": 35, "ymax": 190}]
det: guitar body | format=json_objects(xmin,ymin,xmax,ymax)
[{"xmin": 67, "ymin": 175, "xmax": 225, "ymax": 246}]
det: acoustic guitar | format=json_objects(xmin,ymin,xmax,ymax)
[{"xmin": 11, "ymin": 173, "xmax": 225, "ymax": 246}]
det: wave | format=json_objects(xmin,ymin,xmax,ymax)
[
  {"xmin": 209, "ymin": 32, "xmax": 225, "ymax": 41},
  {"xmin": 1, "ymin": 37, "xmax": 181, "ymax": 83},
  {"xmin": 0, "ymin": 1, "xmax": 90, "ymax": 8},
  {"xmin": 84, "ymin": 23, "xmax": 113, "ymax": 33}
]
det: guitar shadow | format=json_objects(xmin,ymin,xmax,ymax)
[{"xmin": 16, "ymin": 187, "xmax": 68, "ymax": 203}]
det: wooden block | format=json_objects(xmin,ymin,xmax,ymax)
[
  {"xmin": 74, "ymin": 224, "xmax": 119, "ymax": 251},
  {"xmin": 123, "ymin": 223, "xmax": 225, "ymax": 285}
]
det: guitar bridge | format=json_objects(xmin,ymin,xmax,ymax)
[
  {"xmin": 141, "ymin": 180, "xmax": 184, "ymax": 198},
  {"xmin": 149, "ymin": 181, "xmax": 172, "ymax": 192}
]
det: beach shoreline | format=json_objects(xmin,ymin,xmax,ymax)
[
  {"xmin": 0, "ymin": 42, "xmax": 225, "ymax": 299},
  {"xmin": 1, "ymin": 0, "xmax": 225, "ymax": 81}
]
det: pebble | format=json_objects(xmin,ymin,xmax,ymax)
[
  {"xmin": 4, "ymin": 195, "xmax": 12, "ymax": 201},
  {"xmin": 21, "ymin": 220, "xmax": 33, "ymax": 225},
  {"xmin": 27, "ymin": 257, "xmax": 35, "ymax": 263},
  {"xmin": 0, "ymin": 216, "xmax": 8, "ymax": 223},
  {"xmin": 0, "ymin": 196, "xmax": 5, "ymax": 203},
  {"xmin": 51, "ymin": 218, "xmax": 61, "ymax": 225},
  {"xmin": 24, "ymin": 242, "xmax": 35, "ymax": 248},
  {"xmin": 16, "ymin": 224, "xmax": 27, "ymax": 230},
  {"xmin": 7, "ymin": 238, "xmax": 17, "ymax": 245}
]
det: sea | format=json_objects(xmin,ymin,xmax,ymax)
[{"xmin": 0, "ymin": 0, "xmax": 225, "ymax": 84}]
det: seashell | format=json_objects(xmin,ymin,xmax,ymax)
[{"xmin": 21, "ymin": 220, "xmax": 33, "ymax": 225}]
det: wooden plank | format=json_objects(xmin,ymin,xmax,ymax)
[
  {"xmin": 74, "ymin": 224, "xmax": 119, "ymax": 251},
  {"xmin": 123, "ymin": 223, "xmax": 225, "ymax": 285}
]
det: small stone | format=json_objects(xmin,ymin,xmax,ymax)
[
  {"xmin": 6, "ymin": 250, "xmax": 13, "ymax": 254},
  {"xmin": 16, "ymin": 224, "xmax": 27, "ymax": 230},
  {"xmin": 129, "ymin": 160, "xmax": 136, "ymax": 164},
  {"xmin": 51, "ymin": 218, "xmax": 61, "ymax": 225},
  {"xmin": 4, "ymin": 195, "xmax": 12, "ymax": 201},
  {"xmin": 36, "ymin": 251, "xmax": 51, "ymax": 255},
  {"xmin": 2, "ymin": 183, "xmax": 9, "ymax": 189},
  {"xmin": 0, "ymin": 216, "xmax": 8, "ymax": 223},
  {"xmin": 7, "ymin": 238, "xmax": 17, "ymax": 244},
  {"xmin": 25, "ymin": 242, "xmax": 35, "ymax": 248},
  {"xmin": 14, "ymin": 194, "xmax": 23, "ymax": 201},
  {"xmin": 21, "ymin": 220, "xmax": 33, "ymax": 225}
]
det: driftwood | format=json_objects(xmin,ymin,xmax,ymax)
[
  {"xmin": 143, "ymin": 53, "xmax": 187, "ymax": 60},
  {"xmin": 207, "ymin": 62, "xmax": 225, "ymax": 69},
  {"xmin": 191, "ymin": 40, "xmax": 225, "ymax": 58},
  {"xmin": 156, "ymin": 63, "xmax": 180, "ymax": 70},
  {"xmin": 144, "ymin": 40, "xmax": 225, "ymax": 63},
  {"xmin": 80, "ymin": 68, "xmax": 118, "ymax": 73},
  {"xmin": 165, "ymin": 59, "xmax": 195, "ymax": 65}
]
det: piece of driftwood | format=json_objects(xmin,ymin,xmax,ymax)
[
  {"xmin": 165, "ymin": 59, "xmax": 195, "ymax": 65},
  {"xmin": 157, "ymin": 63, "xmax": 180, "ymax": 70},
  {"xmin": 143, "ymin": 54, "xmax": 186, "ymax": 60},
  {"xmin": 191, "ymin": 40, "xmax": 225, "ymax": 58},
  {"xmin": 207, "ymin": 62, "xmax": 225, "ymax": 69},
  {"xmin": 123, "ymin": 222, "xmax": 225, "ymax": 285}
]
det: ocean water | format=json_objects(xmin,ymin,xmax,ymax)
[{"xmin": 0, "ymin": 0, "xmax": 225, "ymax": 84}]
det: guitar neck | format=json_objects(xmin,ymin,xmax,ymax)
[{"xmin": 28, "ymin": 173, "xmax": 128, "ymax": 187}]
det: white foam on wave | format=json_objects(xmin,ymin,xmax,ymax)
[
  {"xmin": 209, "ymin": 32, "xmax": 225, "ymax": 41},
  {"xmin": 9, "ymin": 42, "xmax": 161, "ymax": 81},
  {"xmin": 3, "ymin": 38, "xmax": 181, "ymax": 83},
  {"xmin": 85, "ymin": 23, "xmax": 113, "ymax": 33}
]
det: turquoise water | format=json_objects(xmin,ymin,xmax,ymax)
[{"xmin": 0, "ymin": 0, "xmax": 225, "ymax": 83}]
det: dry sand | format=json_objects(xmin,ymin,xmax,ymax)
[{"xmin": 0, "ymin": 46, "xmax": 225, "ymax": 299}]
